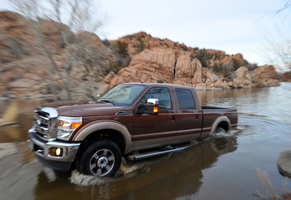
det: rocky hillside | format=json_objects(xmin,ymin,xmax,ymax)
[
  {"xmin": 0, "ymin": 11, "xmax": 283, "ymax": 99},
  {"xmin": 104, "ymin": 32, "xmax": 280, "ymax": 90},
  {"xmin": 0, "ymin": 11, "xmax": 113, "ymax": 99}
]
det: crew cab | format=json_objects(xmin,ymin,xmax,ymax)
[{"xmin": 28, "ymin": 83, "xmax": 237, "ymax": 177}]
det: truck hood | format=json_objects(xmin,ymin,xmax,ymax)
[{"xmin": 41, "ymin": 100, "xmax": 124, "ymax": 117}]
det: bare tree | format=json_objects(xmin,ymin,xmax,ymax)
[
  {"xmin": 276, "ymin": 0, "xmax": 291, "ymax": 15},
  {"xmin": 263, "ymin": 1, "xmax": 291, "ymax": 73},
  {"xmin": 8, "ymin": 0, "xmax": 107, "ymax": 100}
]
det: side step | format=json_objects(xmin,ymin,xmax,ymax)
[{"xmin": 127, "ymin": 145, "xmax": 190, "ymax": 161}]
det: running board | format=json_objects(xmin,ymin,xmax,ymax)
[{"xmin": 127, "ymin": 145, "xmax": 190, "ymax": 161}]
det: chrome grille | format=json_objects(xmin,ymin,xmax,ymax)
[{"xmin": 33, "ymin": 107, "xmax": 58, "ymax": 140}]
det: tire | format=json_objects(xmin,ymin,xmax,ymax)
[
  {"xmin": 76, "ymin": 140, "xmax": 122, "ymax": 177},
  {"xmin": 214, "ymin": 127, "xmax": 226, "ymax": 135}
]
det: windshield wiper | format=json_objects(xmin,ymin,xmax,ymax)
[{"xmin": 99, "ymin": 99, "xmax": 115, "ymax": 105}]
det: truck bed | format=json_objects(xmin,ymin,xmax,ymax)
[{"xmin": 201, "ymin": 106, "xmax": 235, "ymax": 110}]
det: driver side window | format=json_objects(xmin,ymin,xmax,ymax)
[{"xmin": 140, "ymin": 87, "xmax": 172, "ymax": 110}]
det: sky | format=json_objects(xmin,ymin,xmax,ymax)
[{"xmin": 1, "ymin": 0, "xmax": 290, "ymax": 67}]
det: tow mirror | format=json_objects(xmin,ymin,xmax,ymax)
[
  {"xmin": 96, "ymin": 94, "xmax": 101, "ymax": 101},
  {"xmin": 136, "ymin": 98, "xmax": 159, "ymax": 115},
  {"xmin": 147, "ymin": 98, "xmax": 159, "ymax": 105}
]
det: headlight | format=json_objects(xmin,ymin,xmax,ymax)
[{"xmin": 57, "ymin": 116, "xmax": 82, "ymax": 140}]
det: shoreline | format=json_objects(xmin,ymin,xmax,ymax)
[{"xmin": 0, "ymin": 82, "xmax": 285, "ymax": 101}]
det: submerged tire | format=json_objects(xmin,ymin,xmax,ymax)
[
  {"xmin": 76, "ymin": 140, "xmax": 122, "ymax": 177},
  {"xmin": 214, "ymin": 127, "xmax": 227, "ymax": 135}
]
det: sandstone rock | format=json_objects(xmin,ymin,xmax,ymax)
[
  {"xmin": 103, "ymin": 71, "xmax": 117, "ymax": 84},
  {"xmin": 195, "ymin": 83, "xmax": 207, "ymax": 91},
  {"xmin": 215, "ymin": 80, "xmax": 229, "ymax": 89},
  {"xmin": 106, "ymin": 48, "xmax": 177, "ymax": 87},
  {"xmin": 232, "ymin": 67, "xmax": 253, "ymax": 88},
  {"xmin": 9, "ymin": 79, "xmax": 35, "ymax": 89},
  {"xmin": 205, "ymin": 70, "xmax": 220, "ymax": 84},
  {"xmin": 280, "ymin": 71, "xmax": 291, "ymax": 81},
  {"xmin": 234, "ymin": 66, "xmax": 249, "ymax": 79},
  {"xmin": 191, "ymin": 59, "xmax": 203, "ymax": 84},
  {"xmin": 175, "ymin": 51, "xmax": 193, "ymax": 78},
  {"xmin": 251, "ymin": 65, "xmax": 280, "ymax": 87},
  {"xmin": 0, "ymin": 11, "xmax": 66, "ymax": 64}
]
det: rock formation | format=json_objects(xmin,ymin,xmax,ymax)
[
  {"xmin": 105, "ymin": 32, "xmax": 280, "ymax": 90},
  {"xmin": 0, "ymin": 11, "xmax": 113, "ymax": 99},
  {"xmin": 0, "ymin": 11, "xmax": 283, "ymax": 99}
]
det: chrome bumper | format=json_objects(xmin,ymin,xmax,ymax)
[{"xmin": 28, "ymin": 128, "xmax": 80, "ymax": 163}]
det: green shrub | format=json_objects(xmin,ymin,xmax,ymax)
[
  {"xmin": 102, "ymin": 61, "xmax": 122, "ymax": 75},
  {"xmin": 247, "ymin": 63, "xmax": 258, "ymax": 71},
  {"xmin": 134, "ymin": 37, "xmax": 145, "ymax": 53},
  {"xmin": 232, "ymin": 58, "xmax": 240, "ymax": 71},
  {"xmin": 212, "ymin": 62, "xmax": 231, "ymax": 78},
  {"xmin": 115, "ymin": 41, "xmax": 129, "ymax": 58},
  {"xmin": 102, "ymin": 39, "xmax": 111, "ymax": 48},
  {"xmin": 181, "ymin": 43, "xmax": 188, "ymax": 51},
  {"xmin": 195, "ymin": 49, "xmax": 212, "ymax": 68}
]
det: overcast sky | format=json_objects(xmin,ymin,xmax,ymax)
[{"xmin": 1, "ymin": 0, "xmax": 290, "ymax": 66}]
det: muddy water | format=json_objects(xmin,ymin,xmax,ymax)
[{"xmin": 0, "ymin": 83, "xmax": 291, "ymax": 200}]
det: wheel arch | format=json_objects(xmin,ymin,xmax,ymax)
[
  {"xmin": 210, "ymin": 116, "xmax": 231, "ymax": 136},
  {"xmin": 72, "ymin": 120, "xmax": 132, "ymax": 154}
]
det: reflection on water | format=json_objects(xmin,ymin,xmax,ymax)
[
  {"xmin": 197, "ymin": 82, "xmax": 291, "ymax": 123},
  {"xmin": 108, "ymin": 137, "xmax": 238, "ymax": 200},
  {"xmin": 0, "ymin": 83, "xmax": 291, "ymax": 200}
]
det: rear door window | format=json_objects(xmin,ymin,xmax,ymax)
[{"xmin": 175, "ymin": 88, "xmax": 196, "ymax": 110}]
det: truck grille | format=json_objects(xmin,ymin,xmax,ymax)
[{"xmin": 33, "ymin": 107, "xmax": 58, "ymax": 140}]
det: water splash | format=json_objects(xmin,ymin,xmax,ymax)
[
  {"xmin": 119, "ymin": 163, "xmax": 142, "ymax": 175},
  {"xmin": 43, "ymin": 167, "xmax": 57, "ymax": 182},
  {"xmin": 70, "ymin": 170, "xmax": 108, "ymax": 186},
  {"xmin": 70, "ymin": 160, "xmax": 144, "ymax": 186}
]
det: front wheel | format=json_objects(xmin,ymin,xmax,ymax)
[{"xmin": 76, "ymin": 140, "xmax": 122, "ymax": 177}]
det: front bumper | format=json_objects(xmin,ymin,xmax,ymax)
[{"xmin": 28, "ymin": 128, "xmax": 81, "ymax": 171}]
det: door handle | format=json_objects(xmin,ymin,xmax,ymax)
[{"xmin": 168, "ymin": 115, "xmax": 175, "ymax": 121}]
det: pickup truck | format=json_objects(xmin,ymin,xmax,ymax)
[{"xmin": 28, "ymin": 83, "xmax": 237, "ymax": 177}]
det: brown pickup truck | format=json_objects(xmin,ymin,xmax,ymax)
[{"xmin": 28, "ymin": 83, "xmax": 237, "ymax": 177}]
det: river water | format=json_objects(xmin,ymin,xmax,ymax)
[{"xmin": 0, "ymin": 83, "xmax": 291, "ymax": 200}]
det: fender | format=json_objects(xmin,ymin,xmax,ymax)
[
  {"xmin": 209, "ymin": 116, "xmax": 231, "ymax": 136},
  {"xmin": 72, "ymin": 120, "xmax": 133, "ymax": 154}
]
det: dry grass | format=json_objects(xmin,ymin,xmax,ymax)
[{"xmin": 253, "ymin": 169, "xmax": 291, "ymax": 200}]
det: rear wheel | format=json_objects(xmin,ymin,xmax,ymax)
[
  {"xmin": 76, "ymin": 140, "xmax": 122, "ymax": 177},
  {"xmin": 214, "ymin": 127, "xmax": 227, "ymax": 135}
]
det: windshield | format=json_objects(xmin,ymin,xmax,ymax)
[{"xmin": 97, "ymin": 84, "xmax": 147, "ymax": 106}]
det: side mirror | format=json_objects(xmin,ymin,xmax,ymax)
[
  {"xmin": 136, "ymin": 98, "xmax": 159, "ymax": 115},
  {"xmin": 96, "ymin": 94, "xmax": 101, "ymax": 101},
  {"xmin": 147, "ymin": 98, "xmax": 159, "ymax": 105}
]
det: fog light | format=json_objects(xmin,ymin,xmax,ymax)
[
  {"xmin": 49, "ymin": 147, "xmax": 63, "ymax": 157},
  {"xmin": 56, "ymin": 148, "xmax": 61, "ymax": 156}
]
